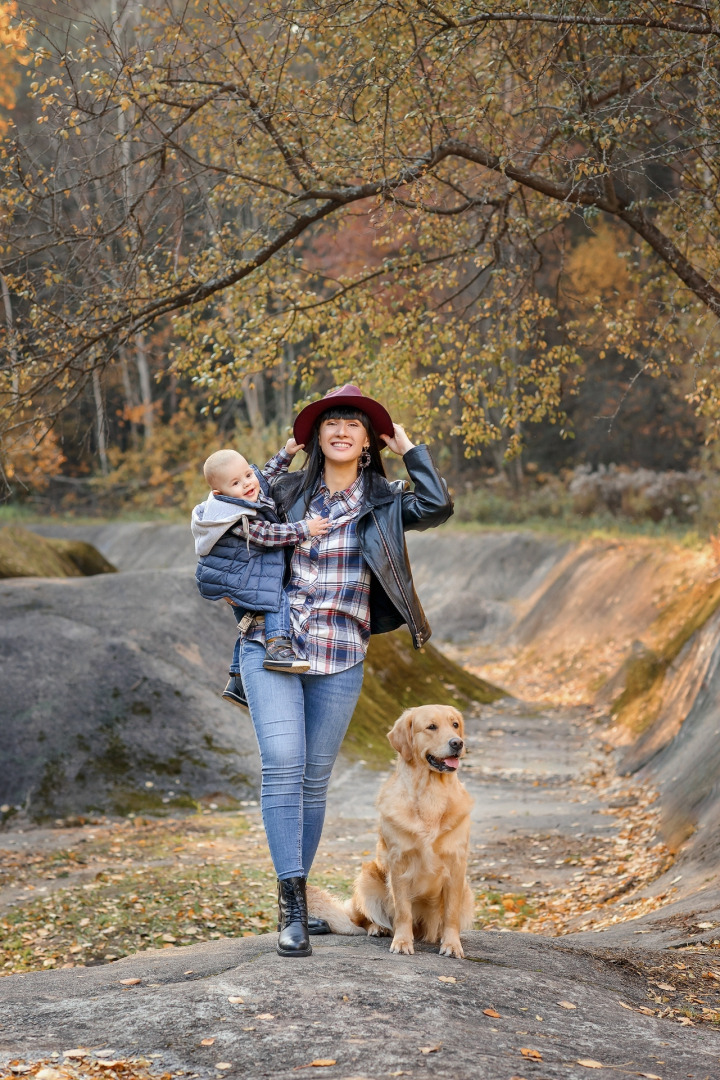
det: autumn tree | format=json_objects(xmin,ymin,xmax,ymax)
[{"xmin": 2, "ymin": 0, "xmax": 720, "ymax": 473}]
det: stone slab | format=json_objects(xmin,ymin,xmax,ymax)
[{"xmin": 2, "ymin": 931, "xmax": 718, "ymax": 1079}]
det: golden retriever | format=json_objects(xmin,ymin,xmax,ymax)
[{"xmin": 309, "ymin": 704, "xmax": 474, "ymax": 958}]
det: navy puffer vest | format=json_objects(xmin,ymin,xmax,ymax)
[{"xmin": 195, "ymin": 490, "xmax": 287, "ymax": 613}]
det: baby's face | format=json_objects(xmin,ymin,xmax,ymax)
[{"xmin": 212, "ymin": 454, "xmax": 260, "ymax": 501}]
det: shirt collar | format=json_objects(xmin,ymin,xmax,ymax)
[{"xmin": 318, "ymin": 470, "xmax": 364, "ymax": 509}]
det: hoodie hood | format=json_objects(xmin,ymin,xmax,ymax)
[{"xmin": 191, "ymin": 492, "xmax": 258, "ymax": 557}]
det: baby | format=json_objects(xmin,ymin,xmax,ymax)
[{"xmin": 191, "ymin": 440, "xmax": 330, "ymax": 684}]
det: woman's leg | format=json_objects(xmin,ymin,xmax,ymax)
[
  {"xmin": 300, "ymin": 661, "xmax": 364, "ymax": 876},
  {"xmin": 239, "ymin": 638, "xmax": 306, "ymax": 880}
]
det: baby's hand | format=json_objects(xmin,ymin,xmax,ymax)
[
  {"xmin": 285, "ymin": 437, "xmax": 305, "ymax": 456},
  {"xmin": 307, "ymin": 515, "xmax": 331, "ymax": 537}
]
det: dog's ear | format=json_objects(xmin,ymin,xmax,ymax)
[{"xmin": 387, "ymin": 709, "xmax": 415, "ymax": 763}]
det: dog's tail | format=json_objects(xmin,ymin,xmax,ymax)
[{"xmin": 306, "ymin": 885, "xmax": 366, "ymax": 936}]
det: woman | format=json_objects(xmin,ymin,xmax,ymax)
[{"xmin": 230, "ymin": 384, "xmax": 453, "ymax": 957}]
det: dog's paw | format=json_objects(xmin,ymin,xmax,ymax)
[
  {"xmin": 389, "ymin": 936, "xmax": 415, "ymax": 955},
  {"xmin": 367, "ymin": 922, "xmax": 390, "ymax": 937},
  {"xmin": 439, "ymin": 938, "xmax": 464, "ymax": 959}
]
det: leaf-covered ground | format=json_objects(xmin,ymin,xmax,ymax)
[{"xmin": 2, "ymin": 802, "xmax": 719, "ymax": 1034}]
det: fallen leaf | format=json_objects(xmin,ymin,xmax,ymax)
[
  {"xmin": 677, "ymin": 1016, "xmax": 695, "ymax": 1026},
  {"xmin": 36, "ymin": 1070, "xmax": 65, "ymax": 1080},
  {"xmin": 161, "ymin": 933, "xmax": 176, "ymax": 943},
  {"xmin": 438, "ymin": 975, "xmax": 456, "ymax": 983},
  {"xmin": 62, "ymin": 1051, "xmax": 87, "ymax": 1059},
  {"xmin": 638, "ymin": 1074, "xmax": 662, "ymax": 1079},
  {"xmin": 483, "ymin": 1008, "xmax": 500, "ymax": 1018},
  {"xmin": 256, "ymin": 1013, "xmax": 275, "ymax": 1020},
  {"xmin": 557, "ymin": 1000, "xmax": 577, "ymax": 1009},
  {"xmin": 655, "ymin": 983, "xmax": 675, "ymax": 992},
  {"xmin": 119, "ymin": 978, "xmax": 141, "ymax": 986},
  {"xmin": 419, "ymin": 1044, "xmax": 442, "ymax": 1054},
  {"xmin": 97, "ymin": 1063, "xmax": 122, "ymax": 1070},
  {"xmin": 637, "ymin": 1006, "xmax": 655, "ymax": 1015},
  {"xmin": 293, "ymin": 1062, "xmax": 337, "ymax": 1070},
  {"xmin": 215, "ymin": 1065, "xmax": 233, "ymax": 1072},
  {"xmin": 520, "ymin": 1048, "xmax": 542, "ymax": 1061},
  {"xmin": 577, "ymin": 1061, "xmax": 604, "ymax": 1069},
  {"xmin": 618, "ymin": 1001, "xmax": 634, "ymax": 1011},
  {"xmin": 201, "ymin": 1039, "xmax": 215, "ymax": 1046},
  {"xmin": 227, "ymin": 996, "xmax": 244, "ymax": 1004}
]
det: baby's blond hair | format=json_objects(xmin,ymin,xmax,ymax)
[{"xmin": 203, "ymin": 448, "xmax": 245, "ymax": 489}]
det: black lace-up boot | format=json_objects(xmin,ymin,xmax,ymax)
[{"xmin": 277, "ymin": 876, "xmax": 312, "ymax": 957}]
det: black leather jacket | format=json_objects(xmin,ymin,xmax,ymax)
[{"xmin": 277, "ymin": 445, "xmax": 453, "ymax": 649}]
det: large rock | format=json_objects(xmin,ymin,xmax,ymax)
[
  {"xmin": 0, "ymin": 526, "xmax": 115, "ymax": 579},
  {"xmin": 0, "ymin": 569, "xmax": 258, "ymax": 819},
  {"xmin": 1, "ymin": 931, "xmax": 717, "ymax": 1078}
]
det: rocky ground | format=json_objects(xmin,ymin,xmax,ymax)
[{"xmin": 3, "ymin": 695, "xmax": 720, "ymax": 1077}]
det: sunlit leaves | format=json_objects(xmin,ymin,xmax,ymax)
[{"xmin": 2, "ymin": 0, "xmax": 720, "ymax": 463}]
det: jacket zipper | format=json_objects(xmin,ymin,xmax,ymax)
[{"xmin": 369, "ymin": 509, "xmax": 423, "ymax": 648}]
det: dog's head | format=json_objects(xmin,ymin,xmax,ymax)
[{"xmin": 387, "ymin": 705, "xmax": 465, "ymax": 773}]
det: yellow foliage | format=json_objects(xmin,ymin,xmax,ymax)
[
  {"xmin": 0, "ymin": 1, "xmax": 30, "ymax": 136},
  {"xmin": 1, "ymin": 418, "xmax": 66, "ymax": 491},
  {"xmin": 566, "ymin": 223, "xmax": 631, "ymax": 304}
]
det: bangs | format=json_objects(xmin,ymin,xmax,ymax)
[{"xmin": 316, "ymin": 405, "xmax": 370, "ymax": 428}]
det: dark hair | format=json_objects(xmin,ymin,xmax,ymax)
[{"xmin": 276, "ymin": 405, "xmax": 387, "ymax": 516}]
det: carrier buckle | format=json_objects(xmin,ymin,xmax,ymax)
[{"xmin": 237, "ymin": 611, "xmax": 256, "ymax": 634}]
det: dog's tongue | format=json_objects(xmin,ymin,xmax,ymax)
[{"xmin": 443, "ymin": 757, "xmax": 460, "ymax": 770}]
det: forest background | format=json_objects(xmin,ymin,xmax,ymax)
[{"xmin": 2, "ymin": 0, "xmax": 720, "ymax": 533}]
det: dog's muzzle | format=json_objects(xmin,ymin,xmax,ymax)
[{"xmin": 426, "ymin": 750, "xmax": 461, "ymax": 773}]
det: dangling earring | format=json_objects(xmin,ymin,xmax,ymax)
[{"xmin": 359, "ymin": 447, "xmax": 371, "ymax": 470}]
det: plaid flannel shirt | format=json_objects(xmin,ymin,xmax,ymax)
[{"xmin": 245, "ymin": 456, "xmax": 370, "ymax": 675}]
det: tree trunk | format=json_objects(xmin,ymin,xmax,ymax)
[
  {"xmin": 242, "ymin": 373, "xmax": 265, "ymax": 431},
  {"xmin": 92, "ymin": 368, "xmax": 109, "ymax": 475},
  {"xmin": 119, "ymin": 347, "xmax": 139, "ymax": 448},
  {"xmin": 135, "ymin": 333, "xmax": 154, "ymax": 442},
  {"xmin": 0, "ymin": 274, "xmax": 18, "ymax": 399}
]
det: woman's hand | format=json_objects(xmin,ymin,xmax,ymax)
[
  {"xmin": 381, "ymin": 423, "xmax": 415, "ymax": 456},
  {"xmin": 285, "ymin": 437, "xmax": 305, "ymax": 456}
]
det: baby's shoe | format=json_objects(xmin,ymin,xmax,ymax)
[
  {"xmin": 222, "ymin": 675, "xmax": 248, "ymax": 708},
  {"xmin": 263, "ymin": 637, "xmax": 310, "ymax": 673}
]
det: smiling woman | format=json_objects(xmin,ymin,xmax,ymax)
[{"xmin": 226, "ymin": 383, "xmax": 454, "ymax": 959}]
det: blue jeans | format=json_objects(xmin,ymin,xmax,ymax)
[
  {"xmin": 229, "ymin": 591, "xmax": 291, "ymax": 672},
  {"xmin": 236, "ymin": 638, "xmax": 364, "ymax": 880}
]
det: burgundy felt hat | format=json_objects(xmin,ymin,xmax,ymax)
[{"xmin": 293, "ymin": 383, "xmax": 395, "ymax": 446}]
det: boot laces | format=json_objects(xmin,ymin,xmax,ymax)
[{"xmin": 280, "ymin": 879, "xmax": 307, "ymax": 923}]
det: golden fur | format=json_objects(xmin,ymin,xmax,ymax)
[{"xmin": 309, "ymin": 704, "xmax": 474, "ymax": 958}]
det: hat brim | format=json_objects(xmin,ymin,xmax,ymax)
[{"xmin": 293, "ymin": 393, "xmax": 394, "ymax": 447}]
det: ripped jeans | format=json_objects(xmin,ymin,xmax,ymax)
[{"xmin": 236, "ymin": 638, "xmax": 364, "ymax": 880}]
